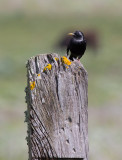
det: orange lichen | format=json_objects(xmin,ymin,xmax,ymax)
[
  {"xmin": 66, "ymin": 66, "xmax": 69, "ymax": 69},
  {"xmin": 43, "ymin": 64, "xmax": 52, "ymax": 72},
  {"xmin": 61, "ymin": 56, "xmax": 71, "ymax": 65},
  {"xmin": 30, "ymin": 81, "xmax": 35, "ymax": 90}
]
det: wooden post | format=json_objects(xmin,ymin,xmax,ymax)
[{"xmin": 25, "ymin": 53, "xmax": 88, "ymax": 160}]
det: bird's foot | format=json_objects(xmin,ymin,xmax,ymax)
[
  {"xmin": 76, "ymin": 59, "xmax": 81, "ymax": 63},
  {"xmin": 73, "ymin": 57, "xmax": 78, "ymax": 61}
]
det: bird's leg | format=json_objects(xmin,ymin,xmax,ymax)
[{"xmin": 66, "ymin": 47, "xmax": 70, "ymax": 57}]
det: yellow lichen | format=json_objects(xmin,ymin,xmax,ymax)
[
  {"xmin": 43, "ymin": 64, "xmax": 52, "ymax": 72},
  {"xmin": 37, "ymin": 73, "xmax": 40, "ymax": 77},
  {"xmin": 66, "ymin": 66, "xmax": 69, "ymax": 69},
  {"xmin": 54, "ymin": 57, "xmax": 59, "ymax": 61},
  {"xmin": 30, "ymin": 81, "xmax": 35, "ymax": 90},
  {"xmin": 61, "ymin": 56, "xmax": 71, "ymax": 65}
]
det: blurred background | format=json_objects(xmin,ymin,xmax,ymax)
[{"xmin": 0, "ymin": 0, "xmax": 122, "ymax": 160}]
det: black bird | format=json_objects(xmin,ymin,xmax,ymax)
[{"xmin": 67, "ymin": 31, "xmax": 87, "ymax": 61}]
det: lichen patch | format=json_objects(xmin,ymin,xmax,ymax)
[
  {"xmin": 43, "ymin": 64, "xmax": 52, "ymax": 72},
  {"xmin": 61, "ymin": 56, "xmax": 71, "ymax": 65},
  {"xmin": 30, "ymin": 81, "xmax": 35, "ymax": 90}
]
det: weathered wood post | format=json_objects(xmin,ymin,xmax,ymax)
[{"xmin": 25, "ymin": 53, "xmax": 88, "ymax": 160}]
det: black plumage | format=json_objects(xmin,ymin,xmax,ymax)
[{"xmin": 67, "ymin": 31, "xmax": 87, "ymax": 61}]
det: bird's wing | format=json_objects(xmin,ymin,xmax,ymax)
[{"xmin": 77, "ymin": 40, "xmax": 87, "ymax": 60}]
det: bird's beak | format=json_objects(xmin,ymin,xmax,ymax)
[{"xmin": 68, "ymin": 33, "xmax": 74, "ymax": 36}]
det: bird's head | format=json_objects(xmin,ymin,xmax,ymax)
[{"xmin": 68, "ymin": 31, "xmax": 84, "ymax": 40}]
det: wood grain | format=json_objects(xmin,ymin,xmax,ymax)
[{"xmin": 25, "ymin": 53, "xmax": 88, "ymax": 160}]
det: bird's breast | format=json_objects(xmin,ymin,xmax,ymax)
[
  {"xmin": 70, "ymin": 39, "xmax": 83, "ymax": 47},
  {"xmin": 70, "ymin": 39, "xmax": 85, "ymax": 53}
]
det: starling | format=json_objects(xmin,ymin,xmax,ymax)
[{"xmin": 67, "ymin": 31, "xmax": 87, "ymax": 61}]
